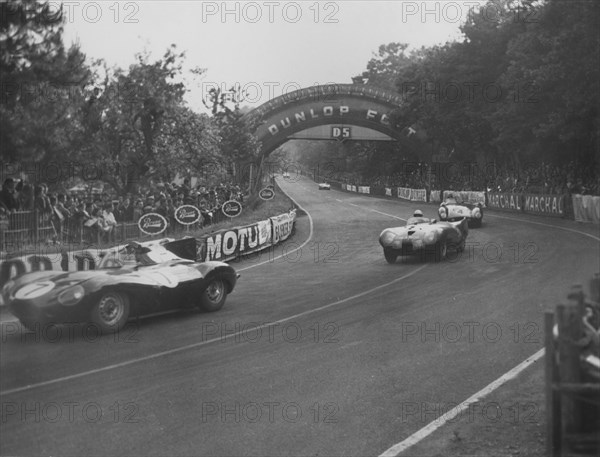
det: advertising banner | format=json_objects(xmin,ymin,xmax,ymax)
[
  {"xmin": 487, "ymin": 193, "xmax": 522, "ymax": 212},
  {"xmin": 385, "ymin": 188, "xmax": 392, "ymax": 197},
  {"xmin": 442, "ymin": 190, "xmax": 486, "ymax": 207},
  {"xmin": 411, "ymin": 189, "xmax": 427, "ymax": 202},
  {"xmin": 270, "ymin": 210, "xmax": 296, "ymax": 244},
  {"xmin": 572, "ymin": 194, "xmax": 600, "ymax": 223},
  {"xmin": 522, "ymin": 193, "xmax": 565, "ymax": 217},
  {"xmin": 430, "ymin": 190, "xmax": 441, "ymax": 202},
  {"xmin": 398, "ymin": 187, "xmax": 411, "ymax": 200},
  {"xmin": 199, "ymin": 220, "xmax": 272, "ymax": 262}
]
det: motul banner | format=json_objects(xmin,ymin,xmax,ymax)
[
  {"xmin": 522, "ymin": 193, "xmax": 565, "ymax": 217},
  {"xmin": 198, "ymin": 210, "xmax": 296, "ymax": 262},
  {"xmin": 487, "ymin": 193, "xmax": 522, "ymax": 212}
]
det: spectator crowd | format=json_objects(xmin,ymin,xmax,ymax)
[
  {"xmin": 336, "ymin": 160, "xmax": 599, "ymax": 196},
  {"xmin": 0, "ymin": 177, "xmax": 245, "ymax": 245}
]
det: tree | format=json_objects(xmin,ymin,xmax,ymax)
[
  {"xmin": 0, "ymin": 1, "xmax": 93, "ymax": 167},
  {"xmin": 205, "ymin": 86, "xmax": 261, "ymax": 191},
  {"xmin": 80, "ymin": 46, "xmax": 221, "ymax": 194}
]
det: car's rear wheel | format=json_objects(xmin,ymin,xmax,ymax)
[
  {"xmin": 199, "ymin": 278, "xmax": 227, "ymax": 312},
  {"xmin": 383, "ymin": 248, "xmax": 398, "ymax": 264},
  {"xmin": 91, "ymin": 291, "xmax": 130, "ymax": 333}
]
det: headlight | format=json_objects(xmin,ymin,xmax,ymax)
[
  {"xmin": 472, "ymin": 208, "xmax": 482, "ymax": 218},
  {"xmin": 380, "ymin": 230, "xmax": 395, "ymax": 245},
  {"xmin": 58, "ymin": 285, "xmax": 85, "ymax": 306},
  {"xmin": 424, "ymin": 232, "xmax": 437, "ymax": 244}
]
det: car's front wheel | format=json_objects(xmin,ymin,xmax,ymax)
[
  {"xmin": 199, "ymin": 278, "xmax": 227, "ymax": 312},
  {"xmin": 91, "ymin": 291, "xmax": 130, "ymax": 333},
  {"xmin": 434, "ymin": 240, "xmax": 448, "ymax": 261},
  {"xmin": 384, "ymin": 248, "xmax": 398, "ymax": 264}
]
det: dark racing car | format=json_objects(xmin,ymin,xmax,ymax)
[{"xmin": 1, "ymin": 239, "xmax": 239, "ymax": 333}]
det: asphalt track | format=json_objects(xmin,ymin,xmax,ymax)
[{"xmin": 1, "ymin": 175, "xmax": 598, "ymax": 457}]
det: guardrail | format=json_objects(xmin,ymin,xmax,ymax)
[
  {"xmin": 308, "ymin": 172, "xmax": 599, "ymax": 223},
  {"xmin": 545, "ymin": 275, "xmax": 600, "ymax": 456}
]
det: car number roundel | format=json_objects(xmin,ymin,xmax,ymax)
[{"xmin": 15, "ymin": 281, "xmax": 56, "ymax": 300}]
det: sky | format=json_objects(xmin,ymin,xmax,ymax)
[{"xmin": 61, "ymin": 1, "xmax": 487, "ymax": 113}]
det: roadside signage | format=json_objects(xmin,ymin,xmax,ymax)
[
  {"xmin": 221, "ymin": 200, "xmax": 243, "ymax": 218},
  {"xmin": 175, "ymin": 205, "xmax": 202, "ymax": 225},
  {"xmin": 138, "ymin": 213, "xmax": 168, "ymax": 235}
]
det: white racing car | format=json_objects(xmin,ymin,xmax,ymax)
[
  {"xmin": 379, "ymin": 212, "xmax": 469, "ymax": 263},
  {"xmin": 318, "ymin": 183, "xmax": 331, "ymax": 190},
  {"xmin": 439, "ymin": 193, "xmax": 484, "ymax": 228}
]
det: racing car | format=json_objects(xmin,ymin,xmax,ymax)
[
  {"xmin": 318, "ymin": 183, "xmax": 331, "ymax": 190},
  {"xmin": 438, "ymin": 193, "xmax": 484, "ymax": 227},
  {"xmin": 379, "ymin": 215, "xmax": 469, "ymax": 263},
  {"xmin": 1, "ymin": 239, "xmax": 239, "ymax": 333}
]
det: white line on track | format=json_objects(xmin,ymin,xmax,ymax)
[
  {"xmin": 1, "ymin": 265, "xmax": 427, "ymax": 396},
  {"xmin": 237, "ymin": 184, "xmax": 314, "ymax": 272},
  {"xmin": 370, "ymin": 209, "xmax": 406, "ymax": 221},
  {"xmin": 1, "ymin": 180, "xmax": 427, "ymax": 396},
  {"xmin": 486, "ymin": 213, "xmax": 600, "ymax": 241},
  {"xmin": 378, "ymin": 348, "xmax": 545, "ymax": 457}
]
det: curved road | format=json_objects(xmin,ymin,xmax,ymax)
[{"xmin": 1, "ymin": 175, "xmax": 598, "ymax": 456}]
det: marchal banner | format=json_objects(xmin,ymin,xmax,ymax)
[
  {"xmin": 138, "ymin": 213, "xmax": 168, "ymax": 235},
  {"xmin": 486, "ymin": 193, "xmax": 522, "ymax": 212},
  {"xmin": 522, "ymin": 193, "xmax": 565, "ymax": 217}
]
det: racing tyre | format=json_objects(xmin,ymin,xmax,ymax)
[
  {"xmin": 383, "ymin": 248, "xmax": 398, "ymax": 264},
  {"xmin": 199, "ymin": 278, "xmax": 227, "ymax": 312},
  {"xmin": 91, "ymin": 291, "xmax": 130, "ymax": 333},
  {"xmin": 434, "ymin": 240, "xmax": 447, "ymax": 262}
]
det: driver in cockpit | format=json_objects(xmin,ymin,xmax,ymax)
[{"xmin": 406, "ymin": 209, "xmax": 430, "ymax": 226}]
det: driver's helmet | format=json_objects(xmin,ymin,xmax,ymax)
[{"xmin": 413, "ymin": 210, "xmax": 424, "ymax": 217}]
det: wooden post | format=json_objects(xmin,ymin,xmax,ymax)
[
  {"xmin": 556, "ymin": 284, "xmax": 585, "ymax": 451},
  {"xmin": 545, "ymin": 311, "xmax": 561, "ymax": 457}
]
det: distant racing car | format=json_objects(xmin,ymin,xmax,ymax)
[
  {"xmin": 318, "ymin": 183, "xmax": 331, "ymax": 190},
  {"xmin": 1, "ymin": 239, "xmax": 239, "ymax": 333},
  {"xmin": 438, "ymin": 193, "xmax": 484, "ymax": 227},
  {"xmin": 379, "ymin": 215, "xmax": 469, "ymax": 263}
]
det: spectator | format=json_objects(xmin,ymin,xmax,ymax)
[
  {"xmin": 18, "ymin": 183, "xmax": 34, "ymax": 211},
  {"xmin": 132, "ymin": 199, "xmax": 144, "ymax": 222},
  {"xmin": 0, "ymin": 178, "xmax": 21, "ymax": 214}
]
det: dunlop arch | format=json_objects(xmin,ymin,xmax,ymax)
[{"xmin": 244, "ymin": 84, "xmax": 407, "ymax": 156}]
